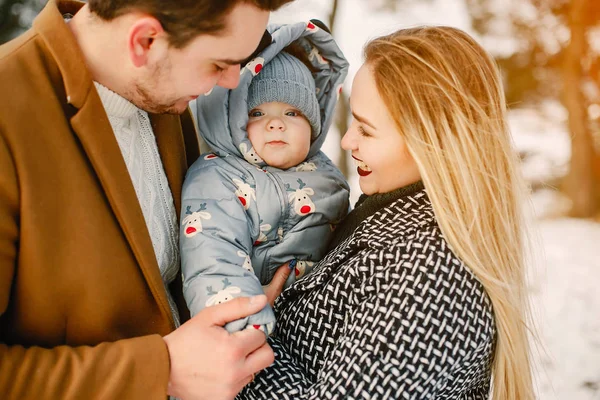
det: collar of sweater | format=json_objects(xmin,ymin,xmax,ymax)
[
  {"xmin": 93, "ymin": 82, "xmax": 139, "ymax": 119},
  {"xmin": 328, "ymin": 180, "xmax": 426, "ymax": 251}
]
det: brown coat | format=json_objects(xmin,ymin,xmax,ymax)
[{"xmin": 0, "ymin": 1, "xmax": 199, "ymax": 398}]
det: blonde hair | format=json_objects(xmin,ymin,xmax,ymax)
[{"xmin": 364, "ymin": 26, "xmax": 534, "ymax": 399}]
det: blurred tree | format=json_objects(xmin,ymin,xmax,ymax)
[
  {"xmin": 467, "ymin": 0, "xmax": 600, "ymax": 217},
  {"xmin": 0, "ymin": 0, "xmax": 44, "ymax": 44},
  {"xmin": 0, "ymin": 0, "xmax": 21, "ymax": 43},
  {"xmin": 562, "ymin": 0, "xmax": 598, "ymax": 217},
  {"xmin": 328, "ymin": 0, "xmax": 351, "ymax": 177}
]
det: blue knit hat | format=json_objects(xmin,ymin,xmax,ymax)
[{"xmin": 247, "ymin": 51, "xmax": 321, "ymax": 137}]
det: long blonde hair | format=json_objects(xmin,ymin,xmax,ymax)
[{"xmin": 364, "ymin": 26, "xmax": 534, "ymax": 399}]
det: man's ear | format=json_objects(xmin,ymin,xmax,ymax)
[{"xmin": 128, "ymin": 17, "xmax": 165, "ymax": 68}]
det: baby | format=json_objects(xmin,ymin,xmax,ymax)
[{"xmin": 180, "ymin": 21, "xmax": 349, "ymax": 334}]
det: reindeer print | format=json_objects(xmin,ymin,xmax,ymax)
[
  {"xmin": 295, "ymin": 260, "xmax": 314, "ymax": 279},
  {"xmin": 246, "ymin": 321, "xmax": 275, "ymax": 335},
  {"xmin": 308, "ymin": 46, "xmax": 328, "ymax": 65},
  {"xmin": 254, "ymin": 220, "xmax": 272, "ymax": 245},
  {"xmin": 286, "ymin": 179, "xmax": 316, "ymax": 216},
  {"xmin": 182, "ymin": 204, "xmax": 212, "ymax": 238},
  {"xmin": 237, "ymin": 250, "xmax": 253, "ymax": 274},
  {"xmin": 205, "ymin": 278, "xmax": 241, "ymax": 307},
  {"xmin": 243, "ymin": 57, "xmax": 265, "ymax": 76},
  {"xmin": 233, "ymin": 178, "xmax": 256, "ymax": 210},
  {"xmin": 306, "ymin": 21, "xmax": 319, "ymax": 32},
  {"xmin": 239, "ymin": 142, "xmax": 264, "ymax": 165},
  {"xmin": 295, "ymin": 162, "xmax": 317, "ymax": 172}
]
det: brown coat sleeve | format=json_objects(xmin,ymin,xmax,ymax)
[
  {"xmin": 0, "ymin": 337, "xmax": 170, "ymax": 400},
  {"xmin": 0, "ymin": 133, "xmax": 170, "ymax": 400},
  {"xmin": 0, "ymin": 132, "xmax": 18, "ymax": 317}
]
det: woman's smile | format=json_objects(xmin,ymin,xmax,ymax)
[{"xmin": 352, "ymin": 155, "xmax": 372, "ymax": 176}]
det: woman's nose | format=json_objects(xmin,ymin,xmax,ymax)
[{"xmin": 341, "ymin": 128, "xmax": 356, "ymax": 150}]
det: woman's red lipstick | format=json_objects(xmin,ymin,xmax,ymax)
[{"xmin": 352, "ymin": 155, "xmax": 372, "ymax": 177}]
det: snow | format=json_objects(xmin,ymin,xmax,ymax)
[
  {"xmin": 531, "ymin": 216, "xmax": 600, "ymax": 399},
  {"xmin": 509, "ymin": 102, "xmax": 571, "ymax": 190},
  {"xmin": 272, "ymin": 1, "xmax": 600, "ymax": 398}
]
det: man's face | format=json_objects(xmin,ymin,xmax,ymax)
[{"xmin": 128, "ymin": 3, "xmax": 269, "ymax": 114}]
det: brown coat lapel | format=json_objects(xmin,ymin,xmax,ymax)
[
  {"xmin": 33, "ymin": 0, "xmax": 199, "ymax": 327},
  {"xmin": 0, "ymin": 1, "xmax": 201, "ymax": 396}
]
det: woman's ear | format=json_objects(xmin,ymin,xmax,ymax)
[{"xmin": 127, "ymin": 16, "xmax": 165, "ymax": 68}]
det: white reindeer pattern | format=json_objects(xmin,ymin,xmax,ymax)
[
  {"xmin": 239, "ymin": 142, "xmax": 264, "ymax": 165},
  {"xmin": 308, "ymin": 46, "xmax": 328, "ymax": 65},
  {"xmin": 254, "ymin": 221, "xmax": 272, "ymax": 245},
  {"xmin": 182, "ymin": 204, "xmax": 212, "ymax": 238},
  {"xmin": 306, "ymin": 21, "xmax": 320, "ymax": 32},
  {"xmin": 243, "ymin": 57, "xmax": 265, "ymax": 76},
  {"xmin": 237, "ymin": 250, "xmax": 253, "ymax": 274},
  {"xmin": 233, "ymin": 178, "xmax": 256, "ymax": 210},
  {"xmin": 295, "ymin": 162, "xmax": 317, "ymax": 172},
  {"xmin": 205, "ymin": 278, "xmax": 241, "ymax": 307},
  {"xmin": 245, "ymin": 321, "xmax": 275, "ymax": 335},
  {"xmin": 286, "ymin": 179, "xmax": 316, "ymax": 216},
  {"xmin": 295, "ymin": 260, "xmax": 314, "ymax": 279}
]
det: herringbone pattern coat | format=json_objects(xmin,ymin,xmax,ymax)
[{"xmin": 239, "ymin": 187, "xmax": 495, "ymax": 399}]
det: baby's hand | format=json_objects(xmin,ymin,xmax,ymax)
[{"xmin": 262, "ymin": 263, "xmax": 292, "ymax": 306}]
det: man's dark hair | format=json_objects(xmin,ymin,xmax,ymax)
[{"xmin": 88, "ymin": 0, "xmax": 294, "ymax": 49}]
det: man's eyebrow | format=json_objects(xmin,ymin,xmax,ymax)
[
  {"xmin": 351, "ymin": 111, "xmax": 377, "ymax": 130},
  {"xmin": 214, "ymin": 57, "xmax": 248, "ymax": 66}
]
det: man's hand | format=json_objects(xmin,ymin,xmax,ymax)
[
  {"xmin": 263, "ymin": 263, "xmax": 292, "ymax": 307},
  {"xmin": 163, "ymin": 295, "xmax": 273, "ymax": 400}
]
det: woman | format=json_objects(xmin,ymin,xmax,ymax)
[{"xmin": 239, "ymin": 26, "xmax": 534, "ymax": 399}]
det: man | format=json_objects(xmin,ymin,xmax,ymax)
[{"xmin": 0, "ymin": 0, "xmax": 293, "ymax": 398}]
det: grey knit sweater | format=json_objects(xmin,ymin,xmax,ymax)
[{"xmin": 94, "ymin": 82, "xmax": 180, "ymax": 326}]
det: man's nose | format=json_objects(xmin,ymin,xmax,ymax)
[{"xmin": 217, "ymin": 64, "xmax": 241, "ymax": 89}]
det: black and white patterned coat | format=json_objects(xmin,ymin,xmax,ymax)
[{"xmin": 239, "ymin": 186, "xmax": 496, "ymax": 399}]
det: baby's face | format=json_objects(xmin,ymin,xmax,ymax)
[{"xmin": 246, "ymin": 101, "xmax": 312, "ymax": 169}]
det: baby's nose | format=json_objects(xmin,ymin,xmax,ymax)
[{"xmin": 268, "ymin": 118, "xmax": 285, "ymax": 131}]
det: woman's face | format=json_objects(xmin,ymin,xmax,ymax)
[{"xmin": 341, "ymin": 64, "xmax": 421, "ymax": 195}]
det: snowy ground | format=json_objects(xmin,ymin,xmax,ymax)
[
  {"xmin": 504, "ymin": 108, "xmax": 599, "ymax": 400},
  {"xmin": 530, "ymin": 208, "xmax": 600, "ymax": 400},
  {"xmin": 270, "ymin": 1, "xmax": 600, "ymax": 399}
]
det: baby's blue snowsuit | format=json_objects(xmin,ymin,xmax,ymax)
[{"xmin": 181, "ymin": 21, "xmax": 350, "ymax": 334}]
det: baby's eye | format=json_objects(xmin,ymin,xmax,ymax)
[
  {"xmin": 214, "ymin": 64, "xmax": 225, "ymax": 73},
  {"xmin": 249, "ymin": 110, "xmax": 264, "ymax": 117},
  {"xmin": 285, "ymin": 110, "xmax": 300, "ymax": 117}
]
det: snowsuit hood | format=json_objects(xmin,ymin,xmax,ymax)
[{"xmin": 195, "ymin": 20, "xmax": 349, "ymax": 167}]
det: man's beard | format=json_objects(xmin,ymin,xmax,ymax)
[
  {"xmin": 131, "ymin": 84, "xmax": 186, "ymax": 115},
  {"xmin": 126, "ymin": 58, "xmax": 188, "ymax": 115}
]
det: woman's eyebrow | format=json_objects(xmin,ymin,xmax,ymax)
[{"xmin": 351, "ymin": 111, "xmax": 377, "ymax": 130}]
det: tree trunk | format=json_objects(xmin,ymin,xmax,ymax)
[
  {"xmin": 563, "ymin": 0, "xmax": 597, "ymax": 218},
  {"xmin": 328, "ymin": 0, "xmax": 339, "ymax": 32},
  {"xmin": 328, "ymin": 0, "xmax": 351, "ymax": 178}
]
